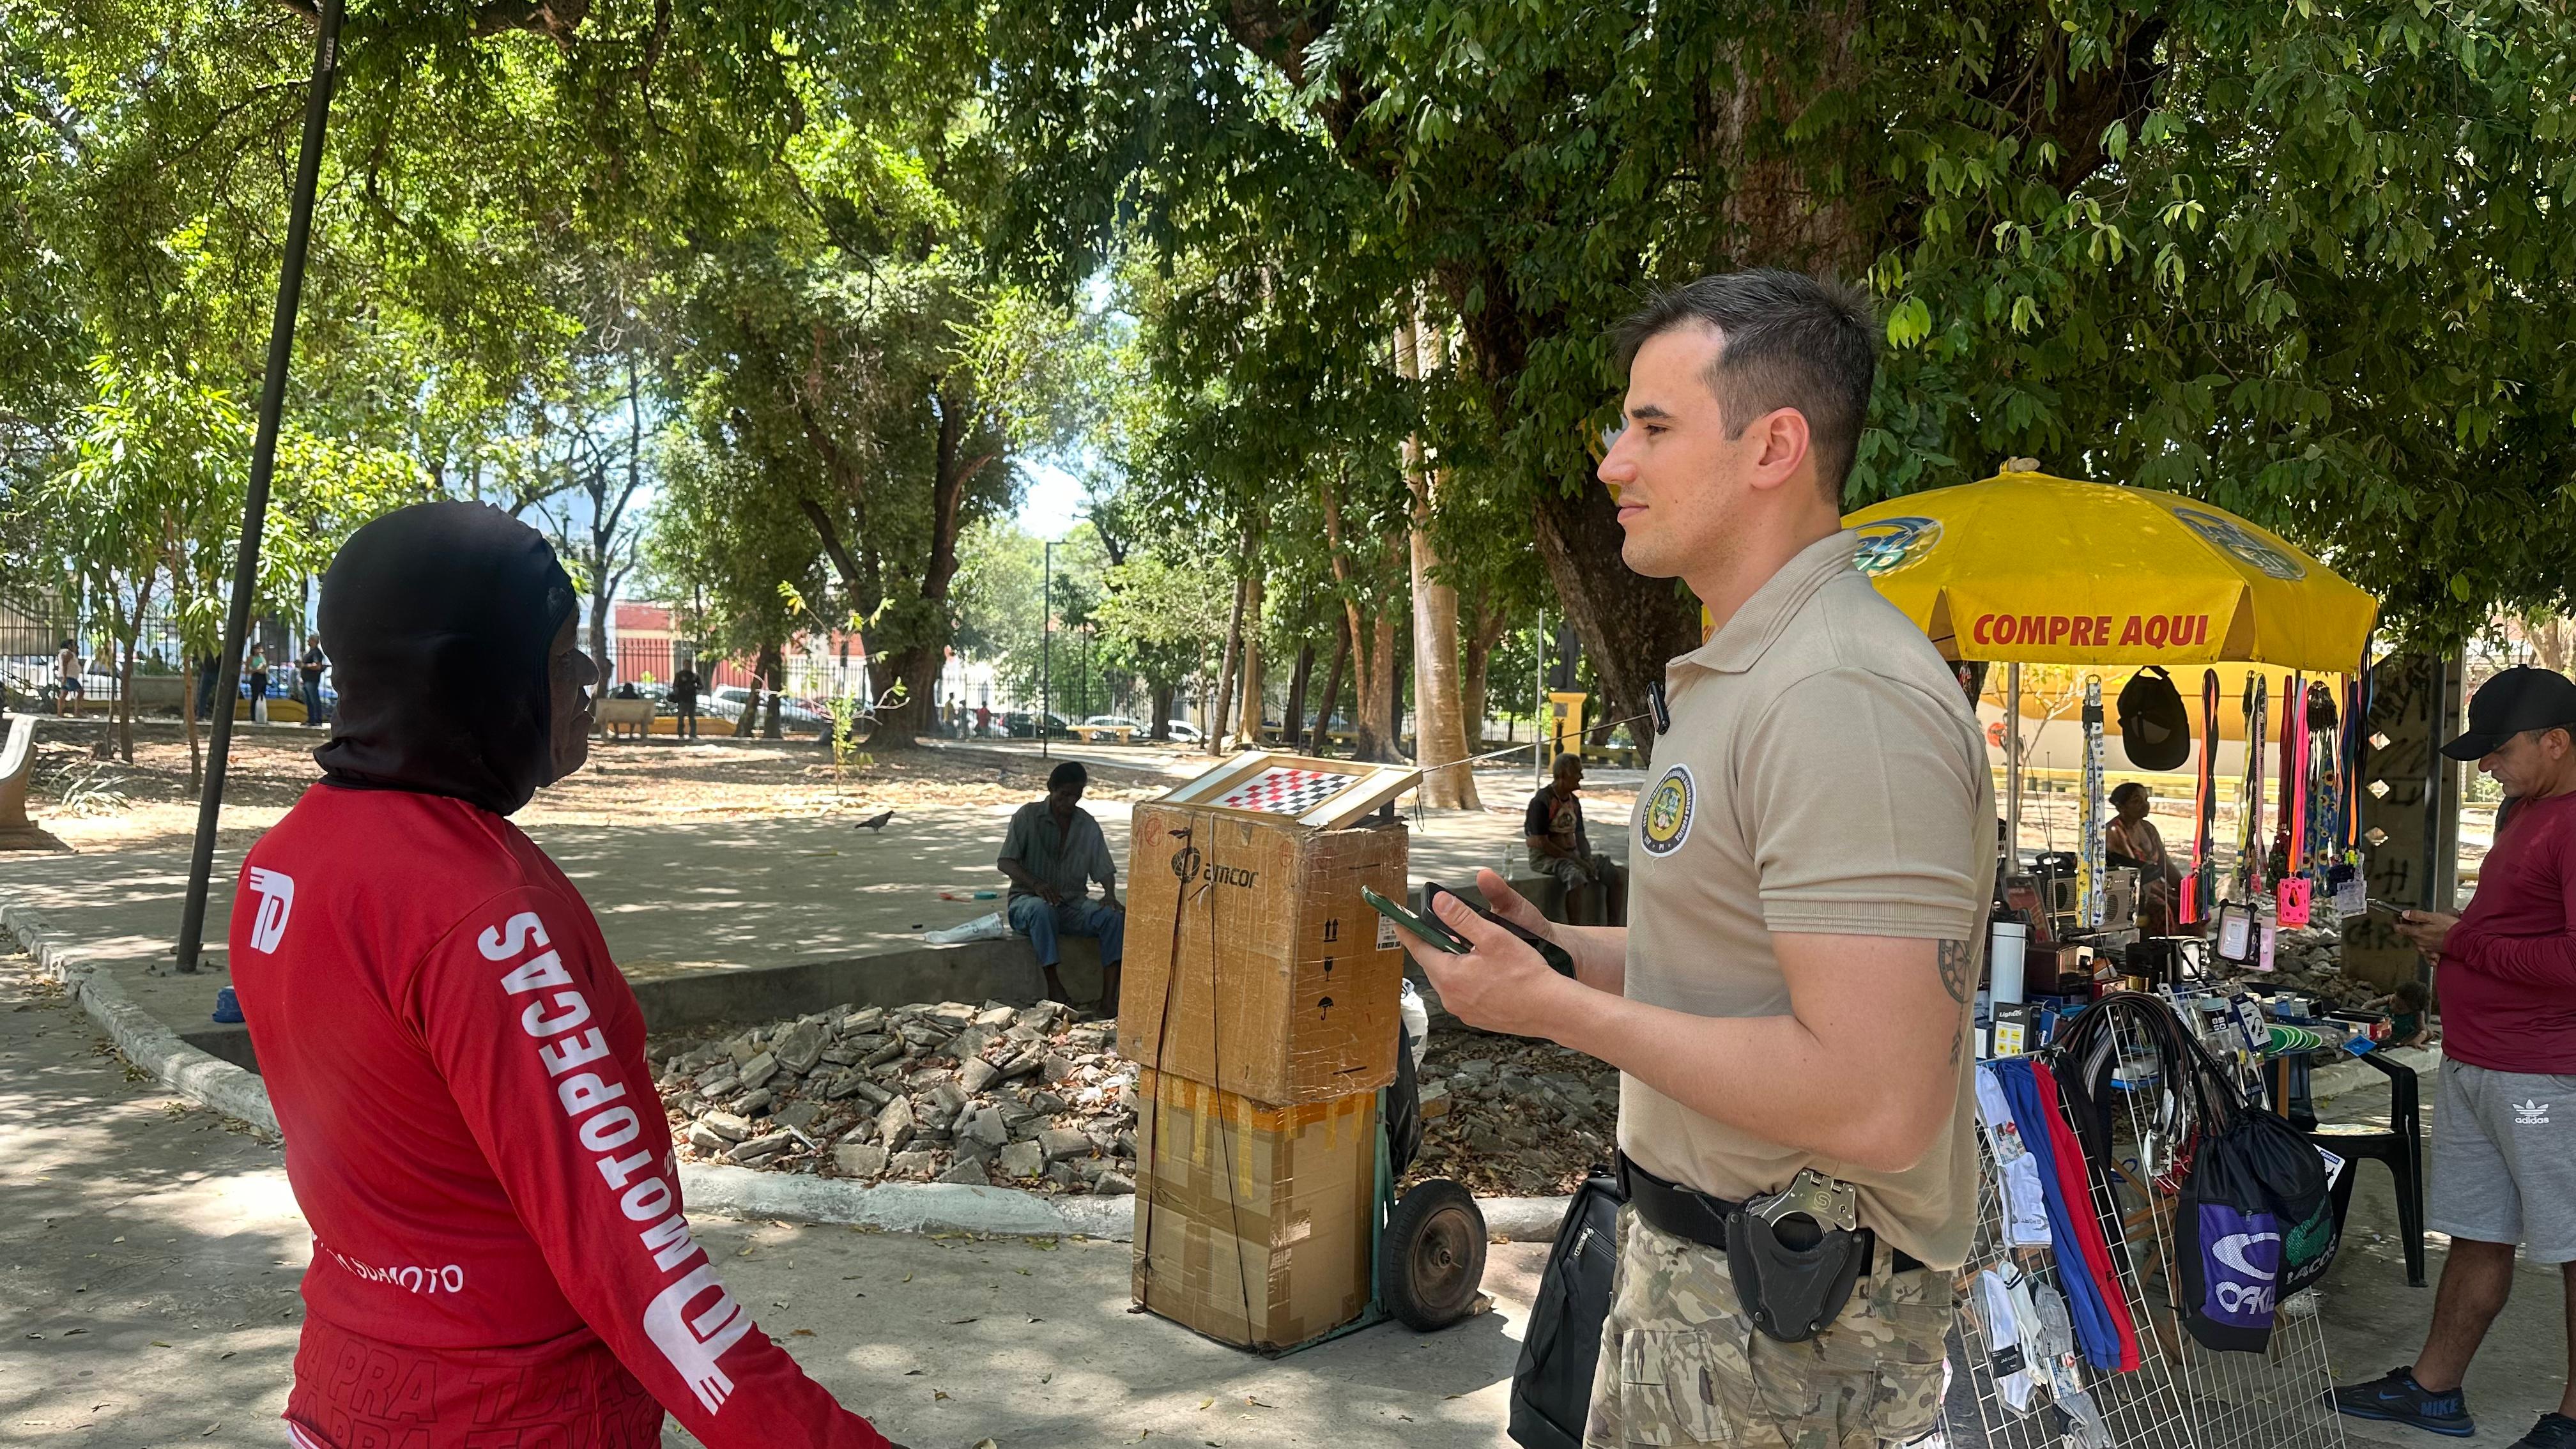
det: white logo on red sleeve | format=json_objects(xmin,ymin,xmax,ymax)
[
  {"xmin": 247, "ymin": 868, "xmax": 296, "ymax": 953},
  {"xmin": 643, "ymin": 1264, "xmax": 756, "ymax": 1411},
  {"xmin": 482, "ymin": 905, "xmax": 748, "ymax": 1414}
]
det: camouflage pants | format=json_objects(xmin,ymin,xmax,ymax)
[{"xmin": 1584, "ymin": 1208, "xmax": 1954, "ymax": 1447}]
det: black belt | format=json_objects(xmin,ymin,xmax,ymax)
[{"xmin": 1617, "ymin": 1152, "xmax": 1922, "ymax": 1274}]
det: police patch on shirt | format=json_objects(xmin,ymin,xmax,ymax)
[{"xmin": 1639, "ymin": 764, "xmax": 1696, "ymax": 856}]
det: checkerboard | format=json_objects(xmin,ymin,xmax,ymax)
[{"xmin": 1212, "ymin": 766, "xmax": 1359, "ymax": 816}]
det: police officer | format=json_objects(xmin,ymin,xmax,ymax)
[{"xmin": 1397, "ymin": 271, "xmax": 1991, "ymax": 1447}]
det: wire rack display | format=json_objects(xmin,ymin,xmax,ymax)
[{"xmin": 1948, "ymin": 1015, "xmax": 2349, "ymax": 1449}]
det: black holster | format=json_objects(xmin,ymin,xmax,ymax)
[{"xmin": 1724, "ymin": 1206, "xmax": 1867, "ymax": 1344}]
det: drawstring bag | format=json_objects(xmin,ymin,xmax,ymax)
[{"xmin": 2046, "ymin": 992, "xmax": 2334, "ymax": 1354}]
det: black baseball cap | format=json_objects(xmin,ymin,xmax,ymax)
[{"xmin": 2442, "ymin": 666, "xmax": 2576, "ymax": 760}]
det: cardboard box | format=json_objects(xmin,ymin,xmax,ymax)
[
  {"xmin": 1130, "ymin": 1069, "xmax": 1377, "ymax": 1351},
  {"xmin": 1118, "ymin": 802, "xmax": 1407, "ymax": 1105}
]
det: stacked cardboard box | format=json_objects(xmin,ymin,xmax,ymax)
[{"xmin": 1118, "ymin": 798, "xmax": 1409, "ymax": 1350}]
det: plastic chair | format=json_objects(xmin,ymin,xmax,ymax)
[{"xmin": 2308, "ymin": 1051, "xmax": 2425, "ymax": 1287}]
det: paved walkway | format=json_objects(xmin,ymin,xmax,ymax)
[{"xmin": 0, "ymin": 948, "xmax": 1550, "ymax": 1447}]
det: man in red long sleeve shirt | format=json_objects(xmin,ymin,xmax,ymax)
[
  {"xmin": 2333, "ymin": 666, "xmax": 2576, "ymax": 1449},
  {"xmin": 231, "ymin": 502, "xmax": 903, "ymax": 1449}
]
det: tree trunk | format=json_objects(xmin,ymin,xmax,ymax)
[
  {"xmin": 115, "ymin": 571, "xmax": 152, "ymax": 764},
  {"xmin": 182, "ymin": 654, "xmax": 202, "ymax": 794},
  {"xmin": 1281, "ymin": 641, "xmax": 1315, "ymax": 754},
  {"xmin": 1149, "ymin": 680, "xmax": 1175, "ymax": 740},
  {"xmin": 1237, "ymin": 568, "xmax": 1264, "ymax": 747},
  {"xmin": 758, "ymin": 641, "xmax": 785, "ymax": 738},
  {"xmin": 1462, "ymin": 599, "xmax": 1510, "ymax": 758},
  {"xmin": 1398, "ymin": 312, "xmax": 1477, "ymax": 806},
  {"xmin": 1310, "ymin": 613, "xmax": 1349, "ymax": 755},
  {"xmin": 1389, "ymin": 620, "xmax": 1409, "ymax": 758},
  {"xmin": 1211, "ymin": 528, "xmax": 1253, "ymax": 751},
  {"xmin": 589, "ymin": 588, "xmax": 613, "ymax": 686},
  {"xmin": 1349, "ymin": 611, "xmax": 1399, "ymax": 762},
  {"xmin": 1532, "ymin": 479, "xmax": 1701, "ymax": 770}
]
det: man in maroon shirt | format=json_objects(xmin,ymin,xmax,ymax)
[
  {"xmin": 232, "ymin": 503, "xmax": 905, "ymax": 1449},
  {"xmin": 2334, "ymin": 666, "xmax": 2576, "ymax": 1449}
]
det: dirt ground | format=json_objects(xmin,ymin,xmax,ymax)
[{"xmin": 22, "ymin": 721, "xmax": 1167, "ymax": 852}]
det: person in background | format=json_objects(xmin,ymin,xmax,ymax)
[
  {"xmin": 54, "ymin": 638, "xmax": 80, "ymax": 716},
  {"xmin": 230, "ymin": 502, "xmax": 905, "ymax": 1449},
  {"xmin": 299, "ymin": 640, "xmax": 328, "ymax": 725},
  {"xmin": 973, "ymin": 702, "xmax": 992, "ymax": 738},
  {"xmin": 2104, "ymin": 781, "xmax": 2182, "ymax": 935},
  {"xmin": 2370, "ymin": 979, "xmax": 2433, "ymax": 1050},
  {"xmin": 997, "ymin": 760, "xmax": 1126, "ymax": 1014},
  {"xmin": 944, "ymin": 695, "xmax": 962, "ymax": 737},
  {"xmin": 246, "ymin": 643, "xmax": 271, "ymax": 724},
  {"xmin": 670, "ymin": 663, "xmax": 701, "ymax": 740},
  {"xmin": 1524, "ymin": 751, "xmax": 1623, "ymax": 925},
  {"xmin": 2333, "ymin": 664, "xmax": 2576, "ymax": 1448}
]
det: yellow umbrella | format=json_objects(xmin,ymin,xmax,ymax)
[{"xmin": 1842, "ymin": 468, "xmax": 2378, "ymax": 673}]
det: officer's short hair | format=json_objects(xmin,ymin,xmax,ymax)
[
  {"xmin": 1048, "ymin": 761, "xmax": 1087, "ymax": 791},
  {"xmin": 1613, "ymin": 269, "xmax": 1878, "ymax": 502}
]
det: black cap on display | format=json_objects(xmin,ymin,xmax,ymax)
[
  {"xmin": 2117, "ymin": 665, "xmax": 2191, "ymax": 771},
  {"xmin": 2441, "ymin": 665, "xmax": 2576, "ymax": 760}
]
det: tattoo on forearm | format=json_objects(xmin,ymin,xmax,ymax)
[{"xmin": 1938, "ymin": 939, "xmax": 1973, "ymax": 1006}]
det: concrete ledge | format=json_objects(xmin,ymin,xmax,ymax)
[
  {"xmin": 627, "ymin": 937, "xmax": 1105, "ymax": 1034},
  {"xmin": 2, "ymin": 898, "xmax": 280, "ymax": 1140}
]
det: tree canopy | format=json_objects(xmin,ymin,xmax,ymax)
[{"xmin": 4, "ymin": 0, "xmax": 2572, "ymax": 769}]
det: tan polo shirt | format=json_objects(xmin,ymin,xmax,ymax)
[{"xmin": 1619, "ymin": 528, "xmax": 1995, "ymax": 1269}]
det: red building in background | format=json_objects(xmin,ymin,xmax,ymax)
[{"xmin": 607, "ymin": 601, "xmax": 876, "ymax": 702}]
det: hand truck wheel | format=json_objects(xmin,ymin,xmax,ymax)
[{"xmin": 1380, "ymin": 1177, "xmax": 1487, "ymax": 1330}]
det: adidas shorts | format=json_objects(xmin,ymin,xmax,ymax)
[{"xmin": 2428, "ymin": 1060, "xmax": 2576, "ymax": 1262}]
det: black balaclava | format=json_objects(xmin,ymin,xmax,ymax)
[{"xmin": 312, "ymin": 502, "xmax": 576, "ymax": 816}]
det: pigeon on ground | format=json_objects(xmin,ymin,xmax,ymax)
[{"xmin": 853, "ymin": 809, "xmax": 893, "ymax": 831}]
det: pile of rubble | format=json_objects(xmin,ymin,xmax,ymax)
[
  {"xmin": 654, "ymin": 1000, "xmax": 1627, "ymax": 1202},
  {"xmin": 654, "ymin": 999, "xmax": 1140, "ymax": 1195},
  {"xmin": 2210, "ymin": 924, "xmax": 2380, "ymax": 1009},
  {"xmin": 1407, "ymin": 1027, "xmax": 1618, "ymax": 1197}
]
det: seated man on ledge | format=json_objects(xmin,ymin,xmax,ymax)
[
  {"xmin": 1526, "ymin": 750, "xmax": 1625, "ymax": 925},
  {"xmin": 998, "ymin": 761, "xmax": 1125, "ymax": 1013}
]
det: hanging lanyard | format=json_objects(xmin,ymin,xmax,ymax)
[{"xmin": 2186, "ymin": 668, "xmax": 2220, "ymax": 926}]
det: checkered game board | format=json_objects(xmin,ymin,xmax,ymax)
[{"xmin": 1212, "ymin": 766, "xmax": 1359, "ymax": 816}]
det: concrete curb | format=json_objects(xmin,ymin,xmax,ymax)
[
  {"xmin": 2, "ymin": 898, "xmax": 282, "ymax": 1140},
  {"xmin": 3, "ymin": 890, "xmax": 1579, "ymax": 1242}
]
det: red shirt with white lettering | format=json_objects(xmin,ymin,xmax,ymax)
[
  {"xmin": 2442, "ymin": 788, "xmax": 2576, "ymax": 1074},
  {"xmin": 230, "ymin": 783, "xmax": 892, "ymax": 1449}
]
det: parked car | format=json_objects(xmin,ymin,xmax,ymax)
[
  {"xmin": 999, "ymin": 710, "xmax": 1072, "ymax": 739},
  {"xmin": 705, "ymin": 684, "xmax": 831, "ymax": 731},
  {"xmin": 1070, "ymin": 714, "xmax": 1139, "ymax": 744},
  {"xmin": 1159, "ymin": 720, "xmax": 1203, "ymax": 744}
]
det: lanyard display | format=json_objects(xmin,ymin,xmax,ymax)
[
  {"xmin": 2184, "ymin": 668, "xmax": 2220, "ymax": 926},
  {"xmin": 2282, "ymin": 674, "xmax": 2306, "ymax": 873},
  {"xmin": 2080, "ymin": 677, "xmax": 2106, "ymax": 930},
  {"xmin": 2236, "ymin": 672, "xmax": 2267, "ymax": 902}
]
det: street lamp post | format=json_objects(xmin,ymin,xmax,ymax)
[
  {"xmin": 173, "ymin": 0, "xmax": 345, "ymax": 975},
  {"xmin": 1041, "ymin": 540, "xmax": 1052, "ymax": 761}
]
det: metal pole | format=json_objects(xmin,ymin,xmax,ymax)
[
  {"xmin": 173, "ymin": 0, "xmax": 344, "ymax": 975},
  {"xmin": 2005, "ymin": 662, "xmax": 2023, "ymax": 869},
  {"xmin": 1534, "ymin": 609, "xmax": 1546, "ymax": 791},
  {"xmin": 1040, "ymin": 540, "xmax": 1052, "ymax": 761}
]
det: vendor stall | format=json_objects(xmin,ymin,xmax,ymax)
[{"xmin": 1844, "ymin": 468, "xmax": 2393, "ymax": 1449}]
